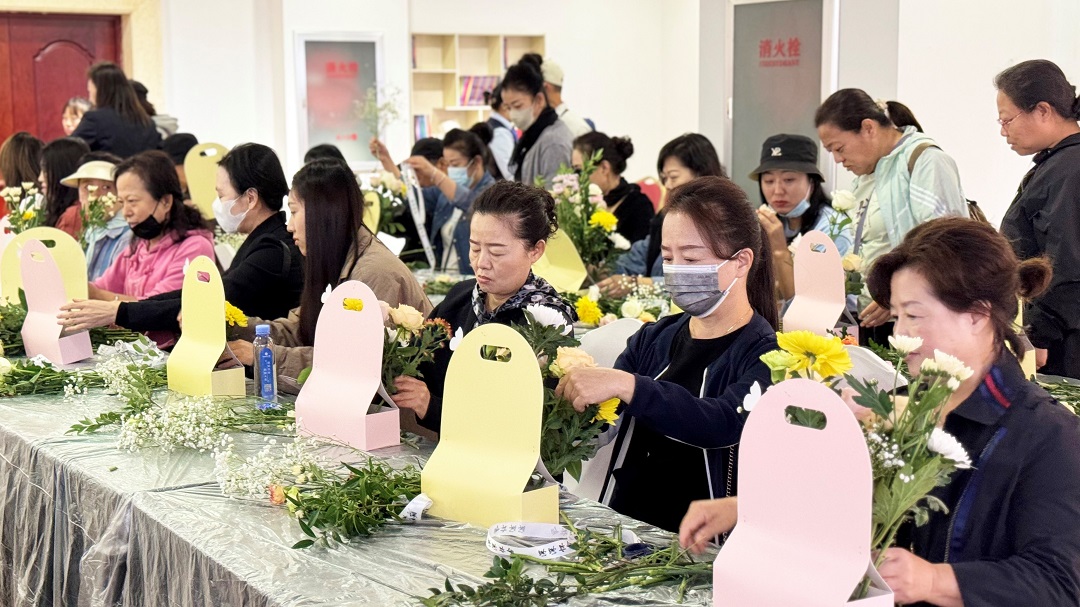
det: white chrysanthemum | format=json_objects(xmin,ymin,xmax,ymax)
[
  {"xmin": 526, "ymin": 304, "xmax": 569, "ymax": 334},
  {"xmin": 933, "ymin": 350, "xmax": 974, "ymax": 381},
  {"xmin": 0, "ymin": 357, "xmax": 13, "ymax": 378},
  {"xmin": 888, "ymin": 335, "xmax": 923, "ymax": 355},
  {"xmin": 928, "ymin": 427, "xmax": 972, "ymax": 469},
  {"xmin": 608, "ymin": 232, "xmax": 631, "ymax": 250},
  {"xmin": 586, "ymin": 285, "xmax": 601, "ymax": 302},
  {"xmin": 620, "ymin": 298, "xmax": 644, "ymax": 319},
  {"xmin": 449, "ymin": 326, "xmax": 464, "ymax": 351},
  {"xmin": 947, "ymin": 377, "xmax": 961, "ymax": 391}
]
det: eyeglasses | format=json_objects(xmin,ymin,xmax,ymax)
[{"xmin": 998, "ymin": 111, "xmax": 1024, "ymax": 129}]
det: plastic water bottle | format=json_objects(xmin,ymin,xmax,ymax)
[{"xmin": 252, "ymin": 324, "xmax": 278, "ymax": 409}]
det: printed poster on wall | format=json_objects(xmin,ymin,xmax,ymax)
[
  {"xmin": 731, "ymin": 0, "xmax": 824, "ymax": 200},
  {"xmin": 302, "ymin": 39, "xmax": 379, "ymax": 166}
]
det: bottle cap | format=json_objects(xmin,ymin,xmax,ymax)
[{"xmin": 255, "ymin": 324, "xmax": 270, "ymax": 337}]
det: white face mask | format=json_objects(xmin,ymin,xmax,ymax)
[
  {"xmin": 212, "ymin": 193, "xmax": 250, "ymax": 234},
  {"xmin": 509, "ymin": 106, "xmax": 536, "ymax": 131}
]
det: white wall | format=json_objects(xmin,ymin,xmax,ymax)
[
  {"xmin": 160, "ymin": 0, "xmax": 269, "ymax": 151},
  {"xmin": 896, "ymin": 0, "xmax": 1080, "ymax": 226}
]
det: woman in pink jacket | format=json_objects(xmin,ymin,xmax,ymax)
[{"xmin": 71, "ymin": 150, "xmax": 214, "ymax": 346}]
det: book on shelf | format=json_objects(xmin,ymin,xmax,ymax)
[
  {"xmin": 458, "ymin": 75, "xmax": 500, "ymax": 107},
  {"xmin": 413, "ymin": 115, "xmax": 429, "ymax": 140}
]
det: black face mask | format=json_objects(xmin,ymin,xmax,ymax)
[{"xmin": 132, "ymin": 202, "xmax": 165, "ymax": 240}]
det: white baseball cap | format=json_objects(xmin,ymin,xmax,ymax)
[{"xmin": 541, "ymin": 61, "xmax": 564, "ymax": 87}]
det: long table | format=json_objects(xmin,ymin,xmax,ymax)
[{"xmin": 0, "ymin": 392, "xmax": 712, "ymax": 607}]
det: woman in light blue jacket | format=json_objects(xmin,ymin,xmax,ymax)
[{"xmin": 815, "ymin": 90, "xmax": 967, "ymax": 344}]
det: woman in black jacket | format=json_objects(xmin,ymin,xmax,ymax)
[
  {"xmin": 392, "ymin": 180, "xmax": 577, "ymax": 432},
  {"xmin": 58, "ymin": 143, "xmax": 303, "ymax": 333},
  {"xmin": 572, "ymin": 132, "xmax": 655, "ymax": 243},
  {"xmin": 557, "ymin": 176, "xmax": 779, "ymax": 533},
  {"xmin": 72, "ymin": 62, "xmax": 161, "ymax": 158},
  {"xmin": 996, "ymin": 59, "xmax": 1080, "ymax": 379},
  {"xmin": 682, "ymin": 218, "xmax": 1080, "ymax": 607}
]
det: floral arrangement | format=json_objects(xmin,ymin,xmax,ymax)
[
  {"xmin": 363, "ymin": 171, "xmax": 407, "ymax": 235},
  {"xmin": 549, "ymin": 152, "xmax": 630, "ymax": 284},
  {"xmin": 0, "ymin": 300, "xmax": 142, "ymax": 357},
  {"xmin": 575, "ymin": 282, "xmax": 670, "ymax": 327},
  {"xmin": 79, "ymin": 186, "xmax": 117, "ymax": 247},
  {"xmin": 215, "ymin": 437, "xmax": 421, "ymax": 549},
  {"xmin": 214, "ymin": 228, "xmax": 248, "ymax": 252},
  {"xmin": 423, "ymin": 515, "xmax": 712, "ymax": 606},
  {"xmin": 422, "ymin": 274, "xmax": 464, "ymax": 297},
  {"xmin": 507, "ymin": 305, "xmax": 620, "ymax": 479},
  {"xmin": 831, "ymin": 191, "xmax": 865, "ymax": 296},
  {"xmin": 1, "ymin": 183, "xmax": 44, "ymax": 233},
  {"xmin": 760, "ymin": 331, "xmax": 973, "ymax": 598},
  {"xmin": 382, "ymin": 303, "xmax": 451, "ymax": 395}
]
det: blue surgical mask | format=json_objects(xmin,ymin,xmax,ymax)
[
  {"xmin": 662, "ymin": 255, "xmax": 742, "ymax": 318},
  {"xmin": 777, "ymin": 184, "xmax": 813, "ymax": 218},
  {"xmin": 448, "ymin": 160, "xmax": 474, "ymax": 189}
]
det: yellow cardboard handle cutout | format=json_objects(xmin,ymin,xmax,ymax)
[
  {"xmin": 184, "ymin": 143, "xmax": 230, "ymax": 221},
  {"xmin": 362, "ymin": 191, "xmax": 381, "ymax": 233},
  {"xmin": 167, "ymin": 255, "xmax": 245, "ymax": 396},
  {"xmin": 0, "ymin": 227, "xmax": 87, "ymax": 304},
  {"xmin": 422, "ymin": 322, "xmax": 558, "ymax": 526},
  {"xmin": 532, "ymin": 229, "xmax": 587, "ymax": 293}
]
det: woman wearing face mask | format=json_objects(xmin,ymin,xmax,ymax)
[
  {"xmin": 752, "ymin": 134, "xmax": 853, "ymax": 301},
  {"xmin": 501, "ymin": 53, "xmax": 573, "ymax": 187},
  {"xmin": 995, "ymin": 60, "xmax": 1080, "ymax": 379},
  {"xmin": 60, "ymin": 151, "xmax": 213, "ymax": 347},
  {"xmin": 572, "ymin": 132, "xmax": 655, "ymax": 243},
  {"xmin": 394, "ymin": 128, "xmax": 498, "ymax": 274},
  {"xmin": 227, "ymin": 159, "xmax": 431, "ymax": 386},
  {"xmin": 598, "ymin": 133, "xmax": 726, "ymax": 297},
  {"xmin": 393, "ymin": 180, "xmax": 577, "ymax": 433},
  {"xmin": 59, "ymin": 143, "xmax": 304, "ymax": 335},
  {"xmin": 59, "ymin": 151, "xmax": 125, "ymax": 280},
  {"xmin": 815, "ymin": 90, "xmax": 967, "ymax": 345},
  {"xmin": 370, "ymin": 136, "xmax": 449, "ymax": 266},
  {"xmin": 682, "ymin": 219, "xmax": 1080, "ymax": 606},
  {"xmin": 38, "ymin": 137, "xmax": 91, "ymax": 238},
  {"xmin": 555, "ymin": 176, "xmax": 779, "ymax": 533}
]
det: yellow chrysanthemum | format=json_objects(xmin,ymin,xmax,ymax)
[
  {"xmin": 592, "ymin": 397, "xmax": 620, "ymax": 424},
  {"xmin": 775, "ymin": 330, "xmax": 852, "ymax": 379},
  {"xmin": 575, "ymin": 296, "xmax": 603, "ymax": 325},
  {"xmin": 21, "ymin": 210, "xmax": 34, "ymax": 221},
  {"xmin": 588, "ymin": 210, "xmax": 618, "ymax": 232},
  {"xmin": 224, "ymin": 301, "xmax": 249, "ymax": 327},
  {"xmin": 342, "ymin": 298, "xmax": 364, "ymax": 312},
  {"xmin": 637, "ymin": 312, "xmax": 656, "ymax": 323}
]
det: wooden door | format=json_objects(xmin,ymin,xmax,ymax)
[{"xmin": 0, "ymin": 13, "xmax": 121, "ymax": 145}]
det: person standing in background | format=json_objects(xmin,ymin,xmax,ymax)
[
  {"xmin": 541, "ymin": 60, "xmax": 592, "ymax": 138},
  {"xmin": 130, "ymin": 80, "xmax": 179, "ymax": 140},
  {"xmin": 995, "ymin": 59, "xmax": 1080, "ymax": 379},
  {"xmin": 61, "ymin": 97, "xmax": 92, "ymax": 136},
  {"xmin": 72, "ymin": 62, "xmax": 161, "ymax": 158},
  {"xmin": 502, "ymin": 54, "xmax": 573, "ymax": 187},
  {"xmin": 485, "ymin": 84, "xmax": 516, "ymax": 180}
]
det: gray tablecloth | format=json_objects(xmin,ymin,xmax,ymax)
[{"xmin": 1, "ymin": 394, "xmax": 712, "ymax": 607}]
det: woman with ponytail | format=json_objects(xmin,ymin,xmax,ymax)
[
  {"xmin": 393, "ymin": 180, "xmax": 578, "ymax": 433},
  {"xmin": 556, "ymin": 176, "xmax": 778, "ymax": 533},
  {"xmin": 815, "ymin": 89, "xmax": 967, "ymax": 346},
  {"xmin": 996, "ymin": 59, "xmax": 1080, "ymax": 379},
  {"xmin": 572, "ymin": 132, "xmax": 655, "ymax": 243},
  {"xmin": 680, "ymin": 218, "xmax": 1080, "ymax": 607}
]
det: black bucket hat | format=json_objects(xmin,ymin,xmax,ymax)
[{"xmin": 749, "ymin": 134, "xmax": 823, "ymax": 181}]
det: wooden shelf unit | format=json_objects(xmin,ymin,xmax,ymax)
[{"xmin": 410, "ymin": 33, "xmax": 544, "ymax": 141}]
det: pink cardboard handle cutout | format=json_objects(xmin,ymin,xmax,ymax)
[
  {"xmin": 295, "ymin": 280, "xmax": 398, "ymax": 451},
  {"xmin": 713, "ymin": 379, "xmax": 892, "ymax": 606},
  {"xmin": 783, "ymin": 229, "xmax": 846, "ymax": 335},
  {"xmin": 20, "ymin": 239, "xmax": 92, "ymax": 365}
]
